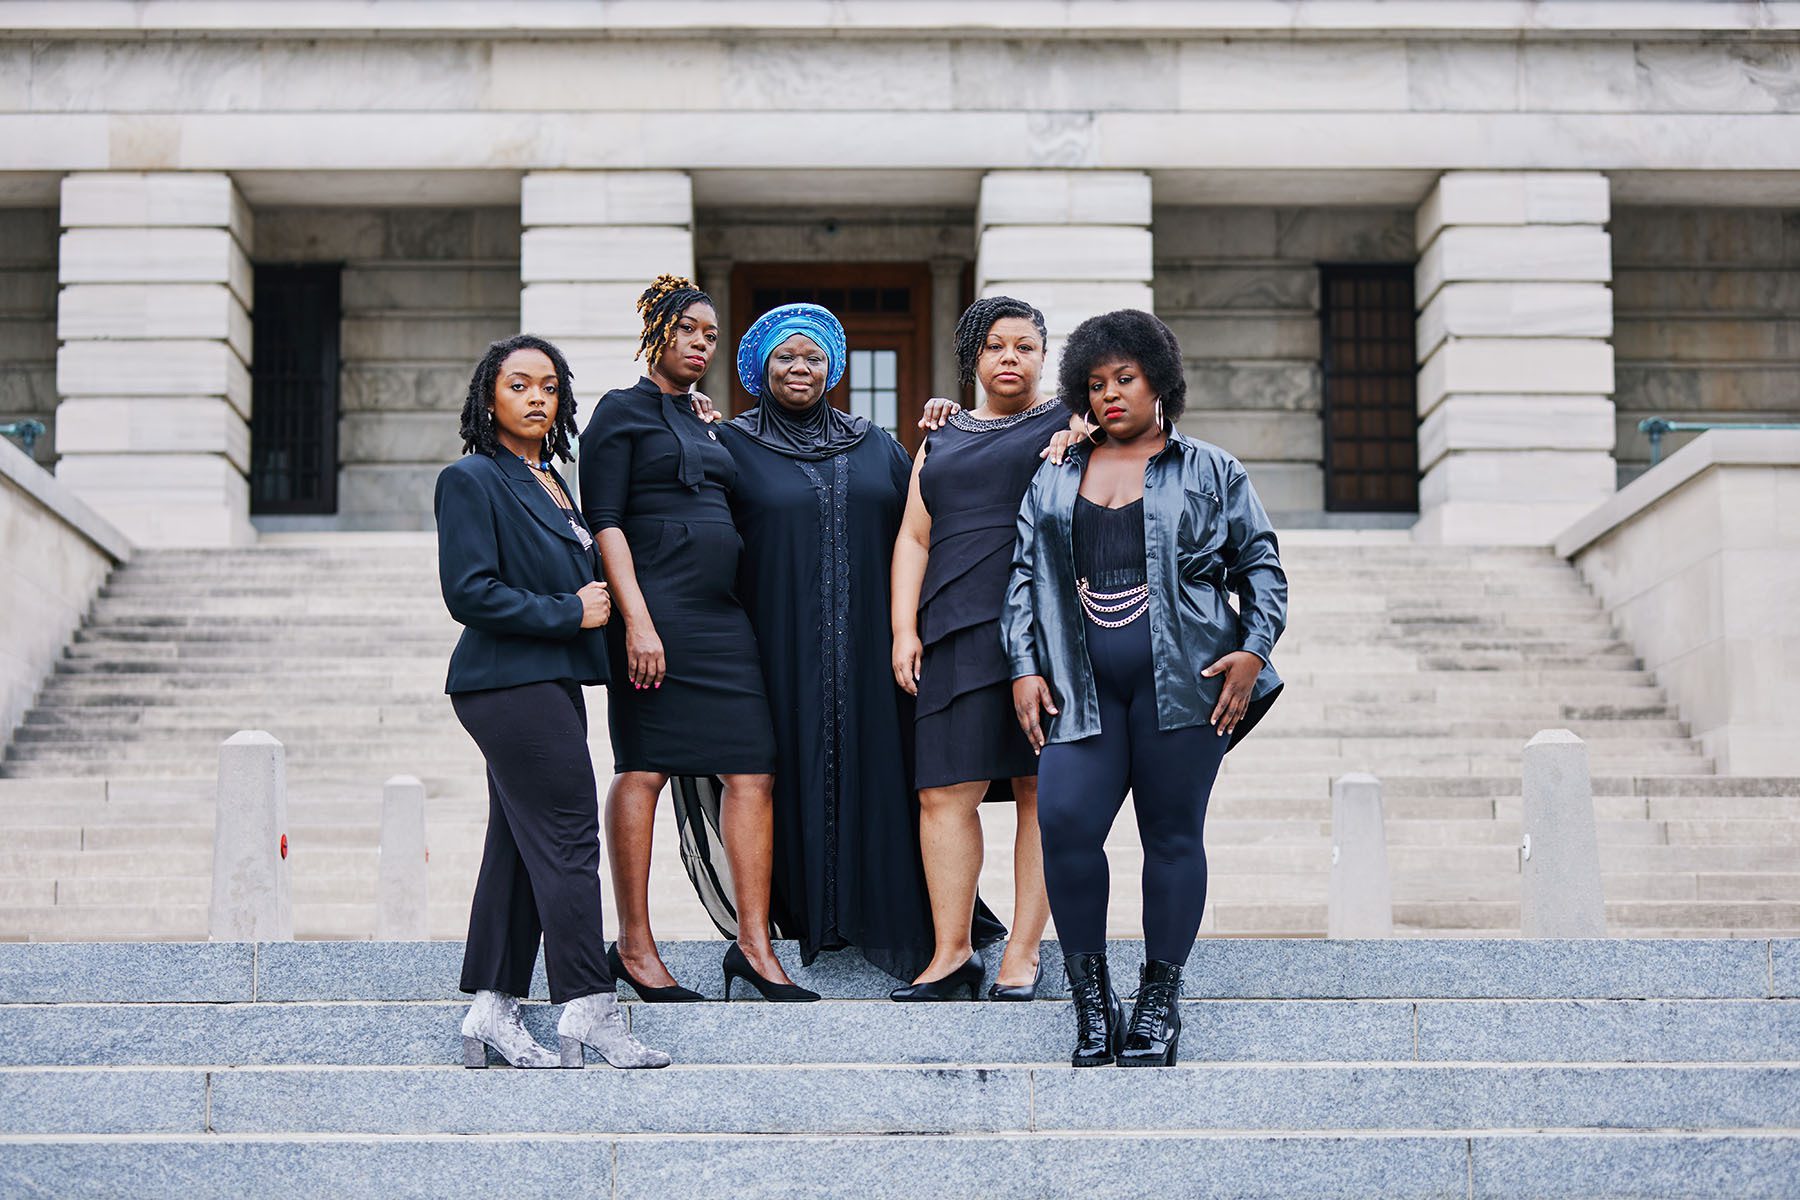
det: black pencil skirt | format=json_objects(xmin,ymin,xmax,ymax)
[{"xmin": 605, "ymin": 517, "xmax": 777, "ymax": 776}]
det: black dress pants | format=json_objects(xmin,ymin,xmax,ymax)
[{"xmin": 453, "ymin": 679, "xmax": 613, "ymax": 1003}]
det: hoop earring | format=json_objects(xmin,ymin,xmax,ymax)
[{"xmin": 1155, "ymin": 397, "xmax": 1165, "ymax": 429}]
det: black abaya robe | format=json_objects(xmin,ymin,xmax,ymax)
[{"xmin": 672, "ymin": 421, "xmax": 1002, "ymax": 979}]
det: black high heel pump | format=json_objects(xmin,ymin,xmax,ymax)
[
  {"xmin": 889, "ymin": 955, "xmax": 985, "ymax": 1002},
  {"xmin": 722, "ymin": 942, "xmax": 819, "ymax": 1002},
  {"xmin": 988, "ymin": 960, "xmax": 1043, "ymax": 1002},
  {"xmin": 608, "ymin": 943, "xmax": 704, "ymax": 1003}
]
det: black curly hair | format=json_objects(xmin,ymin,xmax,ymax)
[
  {"xmin": 458, "ymin": 333, "xmax": 578, "ymax": 462},
  {"xmin": 1056, "ymin": 308, "xmax": 1187, "ymax": 428},
  {"xmin": 953, "ymin": 295, "xmax": 1048, "ymax": 388},
  {"xmin": 635, "ymin": 273, "xmax": 715, "ymax": 367}
]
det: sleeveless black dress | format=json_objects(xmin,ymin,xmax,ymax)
[{"xmin": 914, "ymin": 400, "xmax": 1064, "ymax": 791}]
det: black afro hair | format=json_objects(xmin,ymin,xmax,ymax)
[{"xmin": 1056, "ymin": 308, "xmax": 1186, "ymax": 427}]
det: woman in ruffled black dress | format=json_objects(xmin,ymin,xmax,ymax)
[{"xmin": 888, "ymin": 297, "xmax": 1065, "ymax": 1001}]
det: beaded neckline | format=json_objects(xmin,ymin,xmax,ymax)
[{"xmin": 947, "ymin": 399, "xmax": 1060, "ymax": 433}]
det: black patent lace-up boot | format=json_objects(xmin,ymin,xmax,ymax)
[
  {"xmin": 1118, "ymin": 959, "xmax": 1183, "ymax": 1067},
  {"xmin": 1063, "ymin": 952, "xmax": 1122, "ymax": 1067}
]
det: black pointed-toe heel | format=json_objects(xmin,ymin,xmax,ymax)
[
  {"xmin": 1118, "ymin": 959, "xmax": 1184, "ymax": 1068},
  {"xmin": 987, "ymin": 961, "xmax": 1043, "ymax": 1002},
  {"xmin": 721, "ymin": 942, "xmax": 820, "ymax": 1002},
  {"xmin": 608, "ymin": 943, "xmax": 704, "ymax": 1003},
  {"xmin": 890, "ymin": 955, "xmax": 985, "ymax": 1002},
  {"xmin": 1065, "ymin": 952, "xmax": 1122, "ymax": 1067}
]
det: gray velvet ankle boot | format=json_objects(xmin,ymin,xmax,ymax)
[
  {"xmin": 556, "ymin": 991, "xmax": 672, "ymax": 1069},
  {"xmin": 460, "ymin": 990, "xmax": 559, "ymax": 1068}
]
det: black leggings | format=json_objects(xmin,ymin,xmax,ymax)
[
  {"xmin": 453, "ymin": 679, "xmax": 613, "ymax": 1004},
  {"xmin": 1036, "ymin": 617, "xmax": 1230, "ymax": 964}
]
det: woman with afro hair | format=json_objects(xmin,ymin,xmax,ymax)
[{"xmin": 1003, "ymin": 309, "xmax": 1287, "ymax": 1068}]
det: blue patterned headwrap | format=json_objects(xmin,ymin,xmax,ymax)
[{"xmin": 735, "ymin": 303, "xmax": 848, "ymax": 397}]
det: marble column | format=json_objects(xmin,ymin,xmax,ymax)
[
  {"xmin": 54, "ymin": 172, "xmax": 255, "ymax": 547},
  {"xmin": 518, "ymin": 171, "xmax": 695, "ymax": 425},
  {"xmin": 974, "ymin": 171, "xmax": 1154, "ymax": 398},
  {"xmin": 696, "ymin": 255, "xmax": 731, "ymax": 409},
  {"xmin": 1413, "ymin": 171, "xmax": 1616, "ymax": 545},
  {"xmin": 928, "ymin": 257, "xmax": 962, "ymax": 402}
]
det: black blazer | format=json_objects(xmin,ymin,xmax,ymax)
[{"xmin": 434, "ymin": 451, "xmax": 610, "ymax": 694}]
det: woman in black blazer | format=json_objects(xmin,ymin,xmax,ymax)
[{"xmin": 436, "ymin": 333, "xmax": 669, "ymax": 1071}]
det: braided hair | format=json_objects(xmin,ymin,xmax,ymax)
[
  {"xmin": 457, "ymin": 333, "xmax": 578, "ymax": 462},
  {"xmin": 952, "ymin": 295, "xmax": 1048, "ymax": 387},
  {"xmin": 636, "ymin": 273, "xmax": 715, "ymax": 366}
]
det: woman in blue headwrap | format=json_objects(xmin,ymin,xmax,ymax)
[{"xmin": 671, "ymin": 302, "xmax": 945, "ymax": 981}]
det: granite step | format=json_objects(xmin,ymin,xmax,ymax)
[
  {"xmin": 8, "ymin": 1131, "xmax": 1792, "ymax": 1200},
  {"xmin": 1, "ymin": 997, "xmax": 1793, "ymax": 1069},
  {"xmin": 5, "ymin": 1062, "xmax": 1795, "ymax": 1138},
  {"xmin": 4, "ymin": 939, "xmax": 1790, "ymax": 1004}
]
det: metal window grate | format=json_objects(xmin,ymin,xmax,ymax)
[
  {"xmin": 1320, "ymin": 264, "xmax": 1418, "ymax": 513},
  {"xmin": 250, "ymin": 264, "xmax": 341, "ymax": 515}
]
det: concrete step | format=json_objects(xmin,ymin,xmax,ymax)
[
  {"xmin": 50, "ymin": 657, "xmax": 449, "ymax": 677},
  {"xmin": 16, "ymin": 788, "xmax": 1798, "ymax": 828},
  {"xmin": 6, "ymin": 1061, "xmax": 1797, "ymax": 1138},
  {"xmin": 0, "ymin": 993, "xmax": 1785, "ymax": 1072},
  {"xmin": 3, "ymin": 1131, "xmax": 1794, "ymax": 1200},
  {"xmin": 7, "ymin": 939, "xmax": 1794, "ymax": 1004},
  {"xmin": 0, "ymin": 996, "xmax": 1793, "ymax": 1067},
  {"xmin": 1209, "ymin": 899, "xmax": 1800, "ymax": 935}
]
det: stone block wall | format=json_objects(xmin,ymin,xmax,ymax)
[
  {"xmin": 254, "ymin": 207, "xmax": 520, "ymax": 530},
  {"xmin": 1152, "ymin": 205, "xmax": 1415, "ymax": 515},
  {"xmin": 1611, "ymin": 206, "xmax": 1800, "ymax": 486},
  {"xmin": 0, "ymin": 435, "xmax": 127, "ymax": 749},
  {"xmin": 0, "ymin": 209, "xmax": 59, "ymax": 466}
]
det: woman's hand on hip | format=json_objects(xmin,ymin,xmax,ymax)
[
  {"xmin": 1201, "ymin": 650, "xmax": 1264, "ymax": 739},
  {"xmin": 1011, "ymin": 675, "xmax": 1059, "ymax": 754},
  {"xmin": 578, "ymin": 581, "xmax": 611, "ymax": 629},
  {"xmin": 625, "ymin": 619, "xmax": 667, "ymax": 689},
  {"xmin": 892, "ymin": 630, "xmax": 923, "ymax": 696}
]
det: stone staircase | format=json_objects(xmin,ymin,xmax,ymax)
[
  {"xmin": 0, "ymin": 938, "xmax": 1794, "ymax": 1197},
  {"xmin": 0, "ymin": 531, "xmax": 1797, "ymax": 941}
]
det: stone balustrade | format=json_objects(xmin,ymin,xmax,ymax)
[
  {"xmin": 1558, "ymin": 429, "xmax": 1800, "ymax": 775},
  {"xmin": 0, "ymin": 434, "xmax": 128, "ymax": 748}
]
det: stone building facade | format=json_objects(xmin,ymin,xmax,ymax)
[{"xmin": 1, "ymin": 2, "xmax": 1797, "ymax": 543}]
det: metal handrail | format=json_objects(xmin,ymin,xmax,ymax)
[
  {"xmin": 1638, "ymin": 417, "xmax": 1800, "ymax": 467},
  {"xmin": 0, "ymin": 419, "xmax": 45, "ymax": 456}
]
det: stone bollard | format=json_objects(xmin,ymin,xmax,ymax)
[
  {"xmin": 1328, "ymin": 773, "xmax": 1394, "ymax": 938},
  {"xmin": 376, "ymin": 774, "xmax": 430, "ymax": 940},
  {"xmin": 1520, "ymin": 729, "xmax": 1607, "ymax": 937},
  {"xmin": 209, "ymin": 731, "xmax": 292, "ymax": 941}
]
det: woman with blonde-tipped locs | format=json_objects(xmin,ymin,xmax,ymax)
[{"xmin": 579, "ymin": 275, "xmax": 817, "ymax": 1004}]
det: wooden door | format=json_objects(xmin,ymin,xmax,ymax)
[{"xmin": 730, "ymin": 263, "xmax": 934, "ymax": 453}]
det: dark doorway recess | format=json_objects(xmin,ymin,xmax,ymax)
[
  {"xmin": 250, "ymin": 264, "xmax": 341, "ymax": 515},
  {"xmin": 1320, "ymin": 264, "xmax": 1418, "ymax": 513},
  {"xmin": 730, "ymin": 262, "xmax": 933, "ymax": 454}
]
